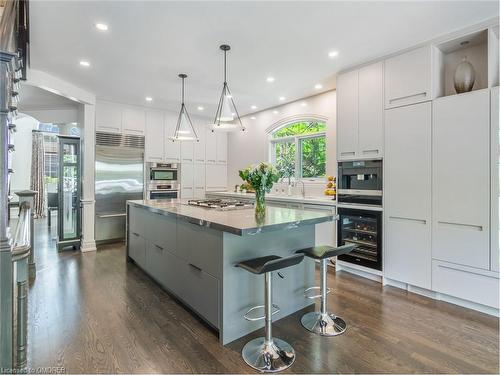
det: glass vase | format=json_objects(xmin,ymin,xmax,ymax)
[{"xmin": 254, "ymin": 189, "xmax": 266, "ymax": 218}]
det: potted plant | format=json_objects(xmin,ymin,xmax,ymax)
[{"xmin": 239, "ymin": 162, "xmax": 280, "ymax": 217}]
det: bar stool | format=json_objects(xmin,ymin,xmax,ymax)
[
  {"xmin": 236, "ymin": 253, "xmax": 305, "ymax": 373},
  {"xmin": 296, "ymin": 244, "xmax": 356, "ymax": 336}
]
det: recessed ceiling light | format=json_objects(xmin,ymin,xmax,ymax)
[
  {"xmin": 279, "ymin": 96, "xmax": 286, "ymax": 101},
  {"xmin": 79, "ymin": 60, "xmax": 90, "ymax": 67},
  {"xmin": 197, "ymin": 106, "xmax": 204, "ymax": 111},
  {"xmin": 328, "ymin": 51, "xmax": 339, "ymax": 58},
  {"xmin": 266, "ymin": 77, "xmax": 275, "ymax": 83},
  {"xmin": 250, "ymin": 116, "xmax": 256, "ymax": 120},
  {"xmin": 314, "ymin": 84, "xmax": 323, "ymax": 89},
  {"xmin": 251, "ymin": 105, "xmax": 257, "ymax": 110},
  {"xmin": 145, "ymin": 97, "xmax": 153, "ymax": 102},
  {"xmin": 273, "ymin": 110, "xmax": 279, "ymax": 114},
  {"xmin": 301, "ymin": 102, "xmax": 307, "ymax": 107},
  {"xmin": 95, "ymin": 23, "xmax": 108, "ymax": 31}
]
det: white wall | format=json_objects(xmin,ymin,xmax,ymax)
[
  {"xmin": 10, "ymin": 115, "xmax": 39, "ymax": 201},
  {"xmin": 227, "ymin": 90, "xmax": 337, "ymax": 193},
  {"xmin": 23, "ymin": 108, "xmax": 78, "ymax": 124}
]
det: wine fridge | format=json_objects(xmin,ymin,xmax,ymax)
[{"xmin": 337, "ymin": 207, "xmax": 382, "ymax": 270}]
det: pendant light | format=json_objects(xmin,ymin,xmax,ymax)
[
  {"xmin": 210, "ymin": 44, "xmax": 245, "ymax": 132},
  {"xmin": 169, "ymin": 74, "xmax": 199, "ymax": 142}
]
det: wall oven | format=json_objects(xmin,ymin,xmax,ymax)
[
  {"xmin": 146, "ymin": 163, "xmax": 179, "ymax": 199},
  {"xmin": 338, "ymin": 160, "xmax": 382, "ymax": 207},
  {"xmin": 337, "ymin": 207, "xmax": 382, "ymax": 270}
]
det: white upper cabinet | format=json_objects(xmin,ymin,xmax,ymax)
[
  {"xmin": 180, "ymin": 140, "xmax": 194, "ymax": 163},
  {"xmin": 206, "ymin": 130, "xmax": 217, "ymax": 164},
  {"xmin": 193, "ymin": 163, "xmax": 206, "ymax": 198},
  {"xmin": 216, "ymin": 132, "xmax": 228, "ymax": 164},
  {"xmin": 384, "ymin": 102, "xmax": 432, "ymax": 289},
  {"xmin": 95, "ymin": 101, "xmax": 122, "ymax": 133},
  {"xmin": 164, "ymin": 113, "xmax": 181, "ymax": 163},
  {"xmin": 432, "ymin": 89, "xmax": 490, "ymax": 270},
  {"xmin": 95, "ymin": 101, "xmax": 145, "ymax": 135},
  {"xmin": 122, "ymin": 107, "xmax": 146, "ymax": 135},
  {"xmin": 145, "ymin": 110, "xmax": 164, "ymax": 162},
  {"xmin": 385, "ymin": 46, "xmax": 434, "ymax": 108},
  {"xmin": 337, "ymin": 62, "xmax": 384, "ymax": 160},
  {"xmin": 337, "ymin": 69, "xmax": 358, "ymax": 160},
  {"xmin": 194, "ymin": 123, "xmax": 206, "ymax": 163},
  {"xmin": 491, "ymin": 86, "xmax": 499, "ymax": 272},
  {"xmin": 358, "ymin": 62, "xmax": 384, "ymax": 158},
  {"xmin": 206, "ymin": 164, "xmax": 227, "ymax": 191}
]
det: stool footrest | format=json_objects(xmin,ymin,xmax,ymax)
[
  {"xmin": 243, "ymin": 304, "xmax": 280, "ymax": 321},
  {"xmin": 304, "ymin": 286, "xmax": 331, "ymax": 299}
]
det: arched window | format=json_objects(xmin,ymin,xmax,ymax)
[{"xmin": 269, "ymin": 120, "xmax": 326, "ymax": 179}]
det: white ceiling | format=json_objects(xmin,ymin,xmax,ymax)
[{"xmin": 29, "ymin": 1, "xmax": 498, "ymax": 117}]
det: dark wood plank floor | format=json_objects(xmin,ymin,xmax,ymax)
[{"xmin": 26, "ymin": 218, "xmax": 499, "ymax": 373}]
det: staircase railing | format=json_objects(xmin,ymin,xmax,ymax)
[{"xmin": 11, "ymin": 201, "xmax": 31, "ymax": 368}]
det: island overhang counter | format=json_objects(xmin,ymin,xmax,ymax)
[{"xmin": 126, "ymin": 199, "xmax": 335, "ymax": 345}]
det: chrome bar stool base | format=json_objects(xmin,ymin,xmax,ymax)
[
  {"xmin": 301, "ymin": 311, "xmax": 347, "ymax": 336},
  {"xmin": 242, "ymin": 337, "xmax": 296, "ymax": 373}
]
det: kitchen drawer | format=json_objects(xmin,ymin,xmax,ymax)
[
  {"xmin": 146, "ymin": 241, "xmax": 167, "ymax": 286},
  {"xmin": 432, "ymin": 260, "xmax": 499, "ymax": 308},
  {"xmin": 177, "ymin": 220, "xmax": 222, "ymax": 278},
  {"xmin": 185, "ymin": 262, "xmax": 220, "ymax": 328},
  {"xmin": 128, "ymin": 206, "xmax": 149, "ymax": 238},
  {"xmin": 128, "ymin": 231, "xmax": 146, "ymax": 269},
  {"xmin": 147, "ymin": 211, "xmax": 177, "ymax": 252}
]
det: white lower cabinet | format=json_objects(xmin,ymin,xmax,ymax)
[
  {"xmin": 384, "ymin": 102, "xmax": 432, "ymax": 289},
  {"xmin": 432, "ymin": 89, "xmax": 490, "ymax": 270},
  {"xmin": 303, "ymin": 204, "xmax": 336, "ymax": 246},
  {"xmin": 432, "ymin": 260, "xmax": 499, "ymax": 308}
]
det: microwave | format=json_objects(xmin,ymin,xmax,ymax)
[
  {"xmin": 337, "ymin": 160, "xmax": 382, "ymax": 206},
  {"xmin": 149, "ymin": 163, "xmax": 178, "ymax": 182}
]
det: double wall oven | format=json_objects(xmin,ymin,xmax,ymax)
[
  {"xmin": 337, "ymin": 160, "xmax": 383, "ymax": 270},
  {"xmin": 146, "ymin": 163, "xmax": 179, "ymax": 199}
]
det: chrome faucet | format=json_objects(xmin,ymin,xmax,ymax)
[{"xmin": 297, "ymin": 180, "xmax": 306, "ymax": 198}]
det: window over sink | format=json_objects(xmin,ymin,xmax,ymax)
[{"xmin": 269, "ymin": 120, "xmax": 326, "ymax": 179}]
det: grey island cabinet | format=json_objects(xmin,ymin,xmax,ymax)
[{"xmin": 126, "ymin": 199, "xmax": 335, "ymax": 345}]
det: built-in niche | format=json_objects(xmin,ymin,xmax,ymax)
[{"xmin": 435, "ymin": 29, "xmax": 491, "ymax": 97}]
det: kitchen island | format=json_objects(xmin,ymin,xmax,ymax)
[{"xmin": 126, "ymin": 199, "xmax": 335, "ymax": 345}]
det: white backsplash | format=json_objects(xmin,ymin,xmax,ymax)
[{"xmin": 268, "ymin": 180, "xmax": 327, "ymax": 197}]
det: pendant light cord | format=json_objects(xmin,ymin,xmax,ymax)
[
  {"xmin": 224, "ymin": 49, "xmax": 227, "ymax": 84},
  {"xmin": 181, "ymin": 76, "xmax": 185, "ymax": 104}
]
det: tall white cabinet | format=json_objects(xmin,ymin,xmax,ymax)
[
  {"xmin": 384, "ymin": 102, "xmax": 432, "ymax": 289},
  {"xmin": 491, "ymin": 86, "xmax": 499, "ymax": 272},
  {"xmin": 432, "ymin": 89, "xmax": 490, "ymax": 270},
  {"xmin": 337, "ymin": 62, "xmax": 384, "ymax": 160}
]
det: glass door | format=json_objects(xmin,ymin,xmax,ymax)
[
  {"xmin": 57, "ymin": 136, "xmax": 81, "ymax": 250},
  {"xmin": 337, "ymin": 208, "xmax": 382, "ymax": 270}
]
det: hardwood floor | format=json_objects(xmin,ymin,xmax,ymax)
[{"xmin": 26, "ymin": 218, "xmax": 499, "ymax": 373}]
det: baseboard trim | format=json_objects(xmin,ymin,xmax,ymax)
[
  {"xmin": 80, "ymin": 239, "xmax": 97, "ymax": 253},
  {"xmin": 382, "ymin": 276, "xmax": 499, "ymax": 317}
]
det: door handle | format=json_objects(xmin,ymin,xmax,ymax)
[
  {"xmin": 437, "ymin": 221, "xmax": 483, "ymax": 231},
  {"xmin": 188, "ymin": 263, "xmax": 202, "ymax": 272},
  {"xmin": 389, "ymin": 92, "xmax": 427, "ymax": 105},
  {"xmin": 389, "ymin": 216, "xmax": 426, "ymax": 224}
]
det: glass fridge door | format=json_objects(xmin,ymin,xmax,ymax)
[{"xmin": 57, "ymin": 136, "xmax": 81, "ymax": 249}]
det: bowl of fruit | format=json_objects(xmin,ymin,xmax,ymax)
[{"xmin": 324, "ymin": 176, "xmax": 336, "ymax": 199}]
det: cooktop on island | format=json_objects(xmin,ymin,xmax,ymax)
[{"xmin": 187, "ymin": 198, "xmax": 254, "ymax": 210}]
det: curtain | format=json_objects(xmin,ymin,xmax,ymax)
[{"xmin": 30, "ymin": 132, "xmax": 45, "ymax": 218}]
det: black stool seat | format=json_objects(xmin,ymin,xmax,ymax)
[
  {"xmin": 296, "ymin": 244, "xmax": 356, "ymax": 260},
  {"xmin": 236, "ymin": 254, "xmax": 304, "ymax": 274}
]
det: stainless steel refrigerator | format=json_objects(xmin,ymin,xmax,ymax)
[{"xmin": 95, "ymin": 132, "xmax": 144, "ymax": 243}]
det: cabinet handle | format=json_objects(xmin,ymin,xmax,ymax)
[
  {"xmin": 362, "ymin": 149, "xmax": 379, "ymax": 154},
  {"xmin": 340, "ymin": 151, "xmax": 355, "ymax": 157},
  {"xmin": 98, "ymin": 213, "xmax": 126, "ymax": 218},
  {"xmin": 189, "ymin": 263, "xmax": 202, "ymax": 272},
  {"xmin": 389, "ymin": 216, "xmax": 426, "ymax": 224},
  {"xmin": 154, "ymin": 244, "xmax": 164, "ymax": 251},
  {"xmin": 389, "ymin": 92, "xmax": 427, "ymax": 105},
  {"xmin": 132, "ymin": 232, "xmax": 140, "ymax": 237},
  {"xmin": 437, "ymin": 221, "xmax": 483, "ymax": 231}
]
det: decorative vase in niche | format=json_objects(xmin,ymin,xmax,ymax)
[{"xmin": 454, "ymin": 56, "xmax": 476, "ymax": 94}]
